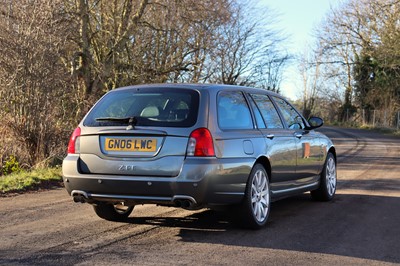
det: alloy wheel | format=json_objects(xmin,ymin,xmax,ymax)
[
  {"xmin": 326, "ymin": 156, "xmax": 336, "ymax": 196},
  {"xmin": 251, "ymin": 169, "xmax": 270, "ymax": 223}
]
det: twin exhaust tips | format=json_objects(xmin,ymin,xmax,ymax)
[{"xmin": 71, "ymin": 190, "xmax": 197, "ymax": 209}]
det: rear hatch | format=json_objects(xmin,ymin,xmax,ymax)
[{"xmin": 78, "ymin": 87, "xmax": 200, "ymax": 177}]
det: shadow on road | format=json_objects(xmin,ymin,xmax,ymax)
[{"xmin": 126, "ymin": 193, "xmax": 400, "ymax": 264}]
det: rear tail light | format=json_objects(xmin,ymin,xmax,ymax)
[
  {"xmin": 186, "ymin": 128, "xmax": 215, "ymax": 157},
  {"xmin": 67, "ymin": 127, "xmax": 81, "ymax": 154}
]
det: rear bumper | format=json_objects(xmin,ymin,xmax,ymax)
[{"xmin": 62, "ymin": 155, "xmax": 254, "ymax": 207}]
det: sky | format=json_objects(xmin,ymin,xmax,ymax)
[{"xmin": 259, "ymin": 0, "xmax": 336, "ymax": 99}]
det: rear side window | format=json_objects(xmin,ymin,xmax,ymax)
[
  {"xmin": 251, "ymin": 94, "xmax": 283, "ymax": 129},
  {"xmin": 217, "ymin": 91, "xmax": 253, "ymax": 130},
  {"xmin": 84, "ymin": 88, "xmax": 199, "ymax": 127}
]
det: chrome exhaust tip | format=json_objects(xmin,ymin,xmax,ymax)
[
  {"xmin": 172, "ymin": 195, "xmax": 197, "ymax": 209},
  {"xmin": 71, "ymin": 190, "xmax": 89, "ymax": 204}
]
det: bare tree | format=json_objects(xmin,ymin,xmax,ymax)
[
  {"xmin": 0, "ymin": 0, "xmax": 74, "ymax": 166},
  {"xmin": 127, "ymin": 0, "xmax": 231, "ymax": 84},
  {"xmin": 0, "ymin": 0, "xmax": 292, "ymax": 169},
  {"xmin": 207, "ymin": 0, "xmax": 289, "ymax": 91},
  {"xmin": 62, "ymin": 0, "xmax": 232, "ymax": 104},
  {"xmin": 61, "ymin": 0, "xmax": 149, "ymax": 110},
  {"xmin": 298, "ymin": 45, "xmax": 323, "ymax": 118},
  {"xmin": 313, "ymin": 0, "xmax": 400, "ymax": 123}
]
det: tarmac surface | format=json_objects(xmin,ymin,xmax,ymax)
[{"xmin": 1, "ymin": 127, "xmax": 399, "ymax": 265}]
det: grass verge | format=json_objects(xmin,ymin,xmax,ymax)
[
  {"xmin": 328, "ymin": 122, "xmax": 400, "ymax": 136},
  {"xmin": 0, "ymin": 167, "xmax": 63, "ymax": 195},
  {"xmin": 359, "ymin": 125, "xmax": 400, "ymax": 136}
]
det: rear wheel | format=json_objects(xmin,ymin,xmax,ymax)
[
  {"xmin": 93, "ymin": 203, "xmax": 134, "ymax": 221},
  {"xmin": 311, "ymin": 152, "xmax": 336, "ymax": 201},
  {"xmin": 237, "ymin": 164, "xmax": 270, "ymax": 229}
]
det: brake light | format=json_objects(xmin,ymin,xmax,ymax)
[
  {"xmin": 67, "ymin": 127, "xmax": 81, "ymax": 154},
  {"xmin": 187, "ymin": 128, "xmax": 215, "ymax": 157}
]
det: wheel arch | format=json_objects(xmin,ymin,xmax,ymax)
[
  {"xmin": 237, "ymin": 156, "xmax": 272, "ymax": 229},
  {"xmin": 254, "ymin": 156, "xmax": 271, "ymax": 181},
  {"xmin": 328, "ymin": 146, "xmax": 337, "ymax": 162}
]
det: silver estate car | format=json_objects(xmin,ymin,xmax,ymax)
[{"xmin": 63, "ymin": 84, "xmax": 336, "ymax": 229}]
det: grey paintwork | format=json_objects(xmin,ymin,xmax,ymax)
[{"xmin": 63, "ymin": 83, "xmax": 335, "ymax": 208}]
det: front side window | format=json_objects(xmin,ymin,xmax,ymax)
[
  {"xmin": 217, "ymin": 91, "xmax": 253, "ymax": 130},
  {"xmin": 84, "ymin": 88, "xmax": 199, "ymax": 127},
  {"xmin": 272, "ymin": 97, "xmax": 305, "ymax": 129},
  {"xmin": 251, "ymin": 94, "xmax": 283, "ymax": 129}
]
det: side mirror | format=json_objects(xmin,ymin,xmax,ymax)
[{"xmin": 305, "ymin": 117, "xmax": 324, "ymax": 130}]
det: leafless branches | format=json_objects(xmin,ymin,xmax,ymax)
[
  {"xmin": 304, "ymin": 0, "xmax": 400, "ymax": 122},
  {"xmin": 0, "ymin": 0, "xmax": 289, "ymax": 168}
]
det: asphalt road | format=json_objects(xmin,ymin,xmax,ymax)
[{"xmin": 1, "ymin": 127, "xmax": 399, "ymax": 265}]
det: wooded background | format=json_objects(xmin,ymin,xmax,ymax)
[{"xmin": 0, "ymin": 0, "xmax": 399, "ymax": 170}]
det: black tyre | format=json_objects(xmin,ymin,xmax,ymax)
[
  {"xmin": 311, "ymin": 152, "xmax": 337, "ymax": 201},
  {"xmin": 238, "ymin": 164, "xmax": 271, "ymax": 229},
  {"xmin": 93, "ymin": 203, "xmax": 134, "ymax": 221}
]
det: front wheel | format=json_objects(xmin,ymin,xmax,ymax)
[
  {"xmin": 237, "ymin": 164, "xmax": 271, "ymax": 229},
  {"xmin": 311, "ymin": 152, "xmax": 337, "ymax": 201},
  {"xmin": 93, "ymin": 203, "xmax": 134, "ymax": 221}
]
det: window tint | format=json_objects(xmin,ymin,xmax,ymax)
[
  {"xmin": 217, "ymin": 91, "xmax": 253, "ymax": 130},
  {"xmin": 84, "ymin": 88, "xmax": 199, "ymax": 127},
  {"xmin": 272, "ymin": 97, "xmax": 305, "ymax": 129},
  {"xmin": 251, "ymin": 94, "xmax": 283, "ymax": 129}
]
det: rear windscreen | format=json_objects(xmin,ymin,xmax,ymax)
[{"xmin": 84, "ymin": 88, "xmax": 199, "ymax": 127}]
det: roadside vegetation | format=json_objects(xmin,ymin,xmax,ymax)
[
  {"xmin": 0, "ymin": 167, "xmax": 62, "ymax": 195},
  {"xmin": 0, "ymin": 0, "xmax": 399, "ymax": 192},
  {"xmin": 299, "ymin": 0, "xmax": 400, "ymax": 129},
  {"xmin": 0, "ymin": 0, "xmax": 288, "ymax": 173}
]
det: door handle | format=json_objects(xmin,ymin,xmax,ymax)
[
  {"xmin": 295, "ymin": 133, "xmax": 303, "ymax": 139},
  {"xmin": 266, "ymin": 134, "xmax": 275, "ymax": 139}
]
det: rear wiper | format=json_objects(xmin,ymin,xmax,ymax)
[{"xmin": 96, "ymin": 117, "xmax": 138, "ymax": 129}]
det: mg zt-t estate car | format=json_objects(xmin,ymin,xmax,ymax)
[{"xmin": 63, "ymin": 84, "xmax": 336, "ymax": 229}]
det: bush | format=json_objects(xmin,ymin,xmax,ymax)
[{"xmin": 2, "ymin": 155, "xmax": 21, "ymax": 176}]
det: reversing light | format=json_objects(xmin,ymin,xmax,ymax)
[
  {"xmin": 187, "ymin": 128, "xmax": 215, "ymax": 157},
  {"xmin": 67, "ymin": 127, "xmax": 81, "ymax": 154}
]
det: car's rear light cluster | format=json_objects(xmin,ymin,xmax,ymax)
[
  {"xmin": 67, "ymin": 127, "xmax": 81, "ymax": 154},
  {"xmin": 186, "ymin": 128, "xmax": 215, "ymax": 157}
]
